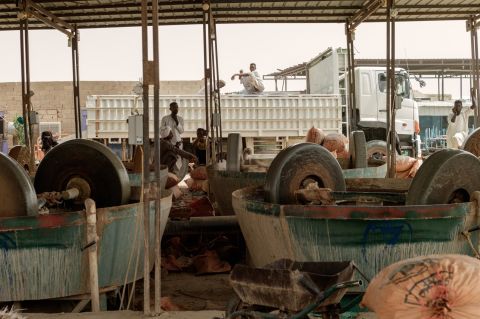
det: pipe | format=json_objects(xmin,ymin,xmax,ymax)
[
  {"xmin": 213, "ymin": 19, "xmax": 223, "ymax": 156},
  {"xmin": 85, "ymin": 198, "xmax": 100, "ymax": 312},
  {"xmin": 202, "ymin": 7, "xmax": 210, "ymax": 164},
  {"xmin": 164, "ymin": 216, "xmax": 240, "ymax": 235}
]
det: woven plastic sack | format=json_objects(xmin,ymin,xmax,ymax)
[
  {"xmin": 190, "ymin": 166, "xmax": 208, "ymax": 180},
  {"xmin": 306, "ymin": 127, "xmax": 325, "ymax": 145},
  {"xmin": 395, "ymin": 155, "xmax": 417, "ymax": 172},
  {"xmin": 323, "ymin": 133, "xmax": 348, "ymax": 153},
  {"xmin": 361, "ymin": 254, "xmax": 480, "ymax": 319}
]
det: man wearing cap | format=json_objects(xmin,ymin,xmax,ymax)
[
  {"xmin": 160, "ymin": 126, "xmax": 197, "ymax": 173},
  {"xmin": 161, "ymin": 102, "xmax": 184, "ymax": 149}
]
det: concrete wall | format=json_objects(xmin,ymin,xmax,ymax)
[{"xmin": 0, "ymin": 80, "xmax": 203, "ymax": 135}]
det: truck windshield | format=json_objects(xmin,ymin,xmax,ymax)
[{"xmin": 377, "ymin": 73, "xmax": 410, "ymax": 98}]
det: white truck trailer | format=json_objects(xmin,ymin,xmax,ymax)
[{"xmin": 86, "ymin": 47, "xmax": 421, "ymax": 157}]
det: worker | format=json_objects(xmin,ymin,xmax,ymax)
[
  {"xmin": 40, "ymin": 131, "xmax": 58, "ymax": 154},
  {"xmin": 161, "ymin": 102, "xmax": 184, "ymax": 149},
  {"xmin": 192, "ymin": 128, "xmax": 208, "ymax": 165},
  {"xmin": 160, "ymin": 126, "xmax": 197, "ymax": 174},
  {"xmin": 446, "ymin": 99, "xmax": 475, "ymax": 149},
  {"xmin": 231, "ymin": 62, "xmax": 265, "ymax": 94}
]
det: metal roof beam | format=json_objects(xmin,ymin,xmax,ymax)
[
  {"xmin": 347, "ymin": 0, "xmax": 384, "ymax": 31},
  {"xmin": 20, "ymin": 0, "xmax": 73, "ymax": 36}
]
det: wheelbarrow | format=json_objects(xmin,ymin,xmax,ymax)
[{"xmin": 226, "ymin": 259, "xmax": 363, "ymax": 319}]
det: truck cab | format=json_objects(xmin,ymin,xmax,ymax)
[{"xmin": 355, "ymin": 67, "xmax": 421, "ymax": 157}]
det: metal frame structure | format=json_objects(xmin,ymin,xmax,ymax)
[
  {"xmin": 468, "ymin": 16, "xmax": 480, "ymax": 127},
  {"xmin": 2, "ymin": 0, "xmax": 480, "ymax": 314}
]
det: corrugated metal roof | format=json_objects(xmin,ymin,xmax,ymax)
[{"xmin": 0, "ymin": 0, "xmax": 479, "ymax": 30}]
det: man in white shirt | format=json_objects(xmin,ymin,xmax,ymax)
[
  {"xmin": 161, "ymin": 102, "xmax": 184, "ymax": 148},
  {"xmin": 446, "ymin": 100, "xmax": 475, "ymax": 149},
  {"xmin": 231, "ymin": 63, "xmax": 265, "ymax": 94}
]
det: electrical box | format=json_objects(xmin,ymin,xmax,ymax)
[
  {"xmin": 29, "ymin": 111, "xmax": 39, "ymax": 125},
  {"xmin": 128, "ymin": 115, "xmax": 143, "ymax": 145}
]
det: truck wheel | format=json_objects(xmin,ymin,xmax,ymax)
[
  {"xmin": 462, "ymin": 128, "xmax": 480, "ymax": 157},
  {"xmin": 264, "ymin": 143, "xmax": 345, "ymax": 204},
  {"xmin": 366, "ymin": 140, "xmax": 387, "ymax": 160},
  {"xmin": 351, "ymin": 131, "xmax": 367, "ymax": 168},
  {"xmin": 406, "ymin": 149, "xmax": 480, "ymax": 205},
  {"xmin": 227, "ymin": 133, "xmax": 242, "ymax": 172}
]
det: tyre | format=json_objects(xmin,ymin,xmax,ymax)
[
  {"xmin": 264, "ymin": 143, "xmax": 345, "ymax": 204},
  {"xmin": 351, "ymin": 131, "xmax": 367, "ymax": 168},
  {"xmin": 406, "ymin": 149, "xmax": 480, "ymax": 205},
  {"xmin": 366, "ymin": 140, "xmax": 387, "ymax": 160},
  {"xmin": 34, "ymin": 139, "xmax": 131, "ymax": 208}
]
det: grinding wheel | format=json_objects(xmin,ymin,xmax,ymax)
[
  {"xmin": 264, "ymin": 143, "xmax": 346, "ymax": 204},
  {"xmin": 462, "ymin": 128, "xmax": 480, "ymax": 157},
  {"xmin": 34, "ymin": 139, "xmax": 130, "ymax": 208},
  {"xmin": 8, "ymin": 145, "xmax": 31, "ymax": 172},
  {"xmin": 406, "ymin": 149, "xmax": 480, "ymax": 205},
  {"xmin": 227, "ymin": 133, "xmax": 242, "ymax": 172},
  {"xmin": 0, "ymin": 152, "xmax": 37, "ymax": 217}
]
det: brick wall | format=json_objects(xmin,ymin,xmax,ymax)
[{"xmin": 0, "ymin": 80, "xmax": 203, "ymax": 135}]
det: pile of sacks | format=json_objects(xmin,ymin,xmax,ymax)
[
  {"xmin": 362, "ymin": 254, "xmax": 480, "ymax": 319},
  {"xmin": 394, "ymin": 155, "xmax": 423, "ymax": 179},
  {"xmin": 306, "ymin": 127, "xmax": 349, "ymax": 159},
  {"xmin": 185, "ymin": 166, "xmax": 209, "ymax": 192}
]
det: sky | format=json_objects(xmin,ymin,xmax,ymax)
[{"xmin": 0, "ymin": 20, "xmax": 475, "ymax": 98}]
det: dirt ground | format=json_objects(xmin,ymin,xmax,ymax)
[
  {"xmin": 26, "ymin": 310, "xmax": 223, "ymax": 319},
  {"xmin": 162, "ymin": 273, "xmax": 234, "ymax": 311}
]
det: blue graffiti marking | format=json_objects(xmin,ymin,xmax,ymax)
[{"xmin": 361, "ymin": 221, "xmax": 413, "ymax": 263}]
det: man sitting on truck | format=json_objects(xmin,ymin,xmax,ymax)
[
  {"xmin": 160, "ymin": 126, "xmax": 197, "ymax": 174},
  {"xmin": 446, "ymin": 99, "xmax": 475, "ymax": 149},
  {"xmin": 231, "ymin": 63, "xmax": 265, "ymax": 94}
]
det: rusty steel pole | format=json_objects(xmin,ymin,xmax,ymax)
[
  {"xmin": 140, "ymin": 0, "xmax": 151, "ymax": 315},
  {"xmin": 469, "ymin": 17, "xmax": 480, "ymax": 127},
  {"xmin": 71, "ymin": 26, "xmax": 82, "ymax": 138},
  {"xmin": 213, "ymin": 18, "xmax": 223, "ymax": 156},
  {"xmin": 386, "ymin": 0, "xmax": 397, "ymax": 178},
  {"xmin": 345, "ymin": 21, "xmax": 357, "ymax": 134},
  {"xmin": 202, "ymin": 4, "xmax": 211, "ymax": 164},
  {"xmin": 151, "ymin": 0, "xmax": 162, "ymax": 313}
]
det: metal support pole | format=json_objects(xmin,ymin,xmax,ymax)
[
  {"xmin": 345, "ymin": 22, "xmax": 357, "ymax": 134},
  {"xmin": 151, "ymin": 0, "xmax": 162, "ymax": 313},
  {"xmin": 386, "ymin": 0, "xmax": 396, "ymax": 178},
  {"xmin": 469, "ymin": 17, "xmax": 480, "ymax": 127},
  {"xmin": 207, "ymin": 8, "xmax": 216, "ymax": 161},
  {"xmin": 441, "ymin": 74, "xmax": 445, "ymax": 101},
  {"xmin": 213, "ymin": 20, "xmax": 223, "ymax": 157},
  {"xmin": 202, "ymin": 4, "xmax": 211, "ymax": 164},
  {"xmin": 140, "ymin": 0, "xmax": 151, "ymax": 315},
  {"xmin": 19, "ymin": 14, "xmax": 35, "ymax": 174},
  {"xmin": 71, "ymin": 26, "xmax": 82, "ymax": 138},
  {"xmin": 460, "ymin": 75, "xmax": 463, "ymax": 100}
]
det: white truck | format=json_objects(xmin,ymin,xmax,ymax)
[
  {"xmin": 307, "ymin": 47, "xmax": 421, "ymax": 157},
  {"xmin": 85, "ymin": 47, "xmax": 420, "ymax": 158}
]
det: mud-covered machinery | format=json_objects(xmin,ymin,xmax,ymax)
[{"xmin": 0, "ymin": 139, "xmax": 132, "ymax": 218}]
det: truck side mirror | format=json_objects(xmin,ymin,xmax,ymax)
[{"xmin": 395, "ymin": 95, "xmax": 403, "ymax": 109}]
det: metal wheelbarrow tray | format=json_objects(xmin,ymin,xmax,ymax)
[{"xmin": 229, "ymin": 259, "xmax": 355, "ymax": 312}]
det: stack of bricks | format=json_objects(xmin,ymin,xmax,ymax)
[{"xmin": 0, "ymin": 80, "xmax": 203, "ymax": 136}]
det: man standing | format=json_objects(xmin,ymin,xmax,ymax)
[
  {"xmin": 161, "ymin": 102, "xmax": 184, "ymax": 148},
  {"xmin": 446, "ymin": 100, "xmax": 475, "ymax": 149},
  {"xmin": 231, "ymin": 62, "xmax": 265, "ymax": 94}
]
